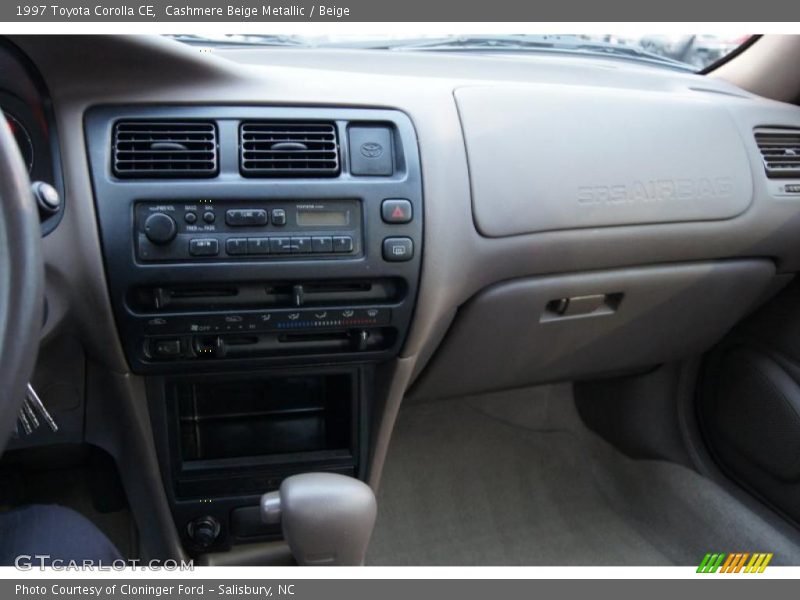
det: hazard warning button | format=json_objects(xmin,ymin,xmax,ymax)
[{"xmin": 381, "ymin": 199, "xmax": 413, "ymax": 224}]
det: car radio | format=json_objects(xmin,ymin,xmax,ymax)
[{"xmin": 136, "ymin": 199, "xmax": 363, "ymax": 262}]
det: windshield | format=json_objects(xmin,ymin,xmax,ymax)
[{"xmin": 170, "ymin": 33, "xmax": 753, "ymax": 72}]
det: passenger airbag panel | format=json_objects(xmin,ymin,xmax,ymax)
[{"xmin": 456, "ymin": 85, "xmax": 754, "ymax": 237}]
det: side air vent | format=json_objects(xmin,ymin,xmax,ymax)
[
  {"xmin": 112, "ymin": 121, "xmax": 218, "ymax": 178},
  {"xmin": 755, "ymin": 128, "xmax": 800, "ymax": 178},
  {"xmin": 240, "ymin": 122, "xmax": 340, "ymax": 177}
]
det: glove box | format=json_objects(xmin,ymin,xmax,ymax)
[{"xmin": 411, "ymin": 260, "xmax": 776, "ymax": 399}]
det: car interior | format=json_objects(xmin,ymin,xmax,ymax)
[{"xmin": 4, "ymin": 33, "xmax": 800, "ymax": 566}]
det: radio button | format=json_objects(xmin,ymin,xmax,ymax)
[
  {"xmin": 292, "ymin": 237, "xmax": 312, "ymax": 253},
  {"xmin": 189, "ymin": 238, "xmax": 219, "ymax": 256},
  {"xmin": 184, "ymin": 211, "xmax": 198, "ymax": 224},
  {"xmin": 383, "ymin": 237, "xmax": 413, "ymax": 262},
  {"xmin": 226, "ymin": 238, "xmax": 249, "ymax": 256},
  {"xmin": 332, "ymin": 236, "xmax": 354, "ymax": 253},
  {"xmin": 226, "ymin": 209, "xmax": 268, "ymax": 227},
  {"xmin": 271, "ymin": 208, "xmax": 287, "ymax": 226},
  {"xmin": 202, "ymin": 211, "xmax": 216, "ymax": 224},
  {"xmin": 247, "ymin": 237, "xmax": 270, "ymax": 255},
  {"xmin": 312, "ymin": 236, "xmax": 333, "ymax": 253},
  {"xmin": 382, "ymin": 199, "xmax": 412, "ymax": 224},
  {"xmin": 270, "ymin": 237, "xmax": 292, "ymax": 254}
]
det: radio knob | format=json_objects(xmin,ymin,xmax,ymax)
[{"xmin": 144, "ymin": 213, "xmax": 177, "ymax": 245}]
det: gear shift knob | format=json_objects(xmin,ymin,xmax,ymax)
[{"xmin": 260, "ymin": 472, "xmax": 377, "ymax": 566}]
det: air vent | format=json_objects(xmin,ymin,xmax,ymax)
[
  {"xmin": 755, "ymin": 128, "xmax": 800, "ymax": 178},
  {"xmin": 240, "ymin": 122, "xmax": 339, "ymax": 177},
  {"xmin": 113, "ymin": 121, "xmax": 218, "ymax": 178}
]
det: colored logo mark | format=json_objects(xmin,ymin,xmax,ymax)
[{"xmin": 697, "ymin": 552, "xmax": 773, "ymax": 573}]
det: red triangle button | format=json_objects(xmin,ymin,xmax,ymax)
[{"xmin": 383, "ymin": 200, "xmax": 412, "ymax": 223}]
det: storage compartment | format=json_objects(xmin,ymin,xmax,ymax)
[
  {"xmin": 411, "ymin": 260, "xmax": 776, "ymax": 400},
  {"xmin": 176, "ymin": 373, "xmax": 355, "ymax": 462},
  {"xmin": 152, "ymin": 367, "xmax": 367, "ymax": 550}
]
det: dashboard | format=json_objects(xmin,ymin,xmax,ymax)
[{"xmin": 7, "ymin": 34, "xmax": 800, "ymax": 559}]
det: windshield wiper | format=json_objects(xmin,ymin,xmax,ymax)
[{"xmin": 374, "ymin": 35, "xmax": 695, "ymax": 71}]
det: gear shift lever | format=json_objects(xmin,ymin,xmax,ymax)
[{"xmin": 260, "ymin": 472, "xmax": 377, "ymax": 566}]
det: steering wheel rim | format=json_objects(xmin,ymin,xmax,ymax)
[{"xmin": 0, "ymin": 113, "xmax": 44, "ymax": 452}]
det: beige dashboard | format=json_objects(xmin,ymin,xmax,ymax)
[{"xmin": 12, "ymin": 33, "xmax": 800, "ymax": 498}]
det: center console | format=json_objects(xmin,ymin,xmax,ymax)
[{"xmin": 84, "ymin": 106, "xmax": 422, "ymax": 554}]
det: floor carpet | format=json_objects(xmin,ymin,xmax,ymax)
[{"xmin": 368, "ymin": 385, "xmax": 800, "ymax": 565}]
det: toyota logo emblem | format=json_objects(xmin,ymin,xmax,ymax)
[{"xmin": 360, "ymin": 142, "xmax": 384, "ymax": 158}]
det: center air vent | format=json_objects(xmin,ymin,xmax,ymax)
[
  {"xmin": 112, "ymin": 121, "xmax": 218, "ymax": 178},
  {"xmin": 240, "ymin": 122, "xmax": 340, "ymax": 177},
  {"xmin": 755, "ymin": 128, "xmax": 800, "ymax": 178}
]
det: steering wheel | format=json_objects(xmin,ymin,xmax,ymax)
[{"xmin": 0, "ymin": 114, "xmax": 44, "ymax": 452}]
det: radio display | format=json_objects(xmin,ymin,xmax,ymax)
[{"xmin": 296, "ymin": 209, "xmax": 350, "ymax": 227}]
